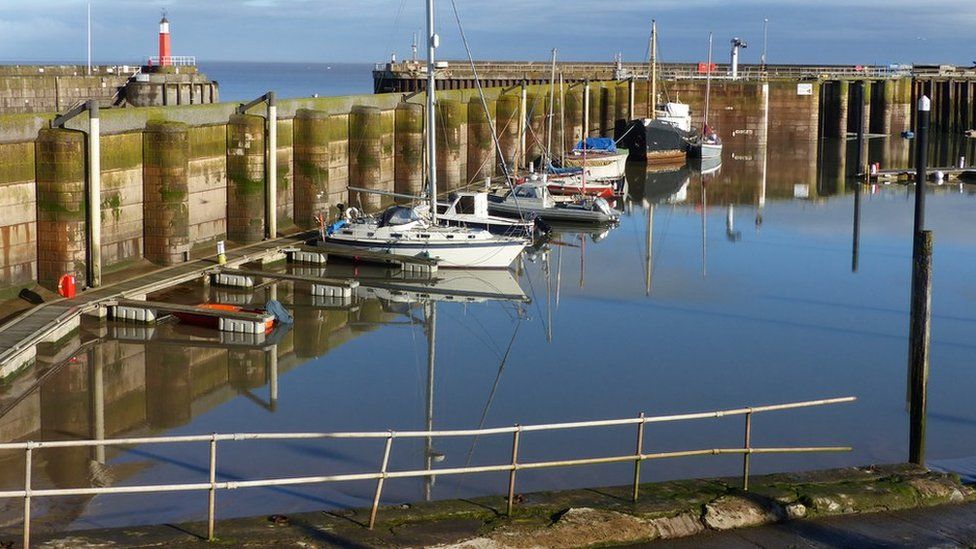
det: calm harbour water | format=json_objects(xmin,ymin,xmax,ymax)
[
  {"xmin": 2, "ymin": 64, "xmax": 976, "ymax": 531},
  {"xmin": 198, "ymin": 61, "xmax": 375, "ymax": 101}
]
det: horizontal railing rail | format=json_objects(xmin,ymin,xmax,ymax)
[
  {"xmin": 377, "ymin": 61, "xmax": 913, "ymax": 81},
  {"xmin": 3, "ymin": 396, "xmax": 855, "ymax": 548},
  {"xmin": 146, "ymin": 55, "xmax": 197, "ymax": 67}
]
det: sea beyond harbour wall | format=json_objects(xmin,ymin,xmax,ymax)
[{"xmin": 0, "ymin": 70, "xmax": 958, "ymax": 298}]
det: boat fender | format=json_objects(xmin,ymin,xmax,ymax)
[
  {"xmin": 327, "ymin": 219, "xmax": 348, "ymax": 236},
  {"xmin": 592, "ymin": 197, "xmax": 614, "ymax": 216},
  {"xmin": 265, "ymin": 300, "xmax": 294, "ymax": 325},
  {"xmin": 343, "ymin": 207, "xmax": 360, "ymax": 221}
]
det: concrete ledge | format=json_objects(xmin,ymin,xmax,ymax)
[{"xmin": 10, "ymin": 464, "xmax": 973, "ymax": 548}]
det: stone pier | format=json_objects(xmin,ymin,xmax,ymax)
[
  {"xmin": 495, "ymin": 93, "xmax": 520, "ymax": 173},
  {"xmin": 348, "ymin": 106, "xmax": 384, "ymax": 212},
  {"xmin": 436, "ymin": 99, "xmax": 466, "ymax": 191},
  {"xmin": 467, "ymin": 96, "xmax": 496, "ymax": 184},
  {"xmin": 143, "ymin": 121, "xmax": 190, "ymax": 265},
  {"xmin": 226, "ymin": 114, "xmax": 265, "ymax": 244},
  {"xmin": 35, "ymin": 128, "xmax": 87, "ymax": 290},
  {"xmin": 293, "ymin": 109, "xmax": 332, "ymax": 228},
  {"xmin": 394, "ymin": 102, "xmax": 424, "ymax": 197}
]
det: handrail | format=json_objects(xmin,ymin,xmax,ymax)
[
  {"xmin": 5, "ymin": 396, "xmax": 856, "ymax": 547},
  {"xmin": 146, "ymin": 55, "xmax": 197, "ymax": 67}
]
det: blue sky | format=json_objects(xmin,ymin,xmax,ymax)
[{"xmin": 1, "ymin": 0, "xmax": 973, "ymax": 66}]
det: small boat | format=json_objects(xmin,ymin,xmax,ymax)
[
  {"xmin": 488, "ymin": 181, "xmax": 620, "ymax": 224},
  {"xmin": 688, "ymin": 134, "xmax": 723, "ymax": 159},
  {"xmin": 688, "ymin": 33, "xmax": 723, "ymax": 160},
  {"xmin": 542, "ymin": 172, "xmax": 618, "ymax": 198},
  {"xmin": 958, "ymin": 170, "xmax": 976, "ymax": 183},
  {"xmin": 562, "ymin": 138, "xmax": 629, "ymax": 179},
  {"xmin": 172, "ymin": 303, "xmax": 276, "ymax": 332}
]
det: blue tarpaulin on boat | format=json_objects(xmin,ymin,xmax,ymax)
[{"xmin": 574, "ymin": 137, "xmax": 617, "ymax": 153}]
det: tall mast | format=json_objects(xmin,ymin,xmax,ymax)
[
  {"xmin": 649, "ymin": 20, "xmax": 657, "ymax": 120},
  {"xmin": 426, "ymin": 0, "xmax": 438, "ymax": 222},
  {"xmin": 559, "ymin": 72, "xmax": 566, "ymax": 166},
  {"xmin": 703, "ymin": 32, "xmax": 713, "ymax": 133},
  {"xmin": 546, "ymin": 48, "xmax": 557, "ymax": 169}
]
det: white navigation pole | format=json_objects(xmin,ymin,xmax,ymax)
[
  {"xmin": 87, "ymin": 0, "xmax": 92, "ymax": 75},
  {"xmin": 426, "ymin": 0, "xmax": 439, "ymax": 222}
]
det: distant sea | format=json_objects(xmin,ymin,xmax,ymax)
[{"xmin": 196, "ymin": 61, "xmax": 375, "ymax": 102}]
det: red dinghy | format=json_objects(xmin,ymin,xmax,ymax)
[{"xmin": 172, "ymin": 303, "xmax": 276, "ymax": 333}]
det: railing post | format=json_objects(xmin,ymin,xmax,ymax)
[
  {"xmin": 207, "ymin": 435, "xmax": 217, "ymax": 541},
  {"xmin": 507, "ymin": 425, "xmax": 521, "ymax": 516},
  {"xmin": 23, "ymin": 443, "xmax": 33, "ymax": 549},
  {"xmin": 632, "ymin": 412, "xmax": 645, "ymax": 502},
  {"xmin": 742, "ymin": 411, "xmax": 753, "ymax": 491},
  {"xmin": 369, "ymin": 433, "xmax": 394, "ymax": 530}
]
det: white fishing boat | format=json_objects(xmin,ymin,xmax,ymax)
[
  {"xmin": 321, "ymin": 0, "xmax": 527, "ymax": 269},
  {"xmin": 618, "ymin": 21, "xmax": 695, "ymax": 164}
]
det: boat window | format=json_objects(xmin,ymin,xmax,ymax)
[
  {"xmin": 341, "ymin": 230, "xmax": 353, "ymax": 235},
  {"xmin": 456, "ymin": 195, "xmax": 475, "ymax": 214},
  {"xmin": 420, "ymin": 234, "xmax": 430, "ymax": 238},
  {"xmin": 468, "ymin": 235, "xmax": 476, "ymax": 239},
  {"xmin": 391, "ymin": 233, "xmax": 403, "ymax": 238},
  {"xmin": 378, "ymin": 205, "xmax": 421, "ymax": 227},
  {"xmin": 446, "ymin": 235, "xmax": 454, "ymax": 239},
  {"xmin": 514, "ymin": 186, "xmax": 540, "ymax": 199},
  {"xmin": 367, "ymin": 232, "xmax": 374, "ymax": 237}
]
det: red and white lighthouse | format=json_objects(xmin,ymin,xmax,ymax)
[{"xmin": 158, "ymin": 14, "xmax": 172, "ymax": 66}]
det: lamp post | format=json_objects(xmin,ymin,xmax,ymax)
[
  {"xmin": 761, "ymin": 18, "xmax": 768, "ymax": 69},
  {"xmin": 87, "ymin": 0, "xmax": 92, "ymax": 75}
]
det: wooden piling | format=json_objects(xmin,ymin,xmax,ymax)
[{"xmin": 908, "ymin": 230, "xmax": 933, "ymax": 465}]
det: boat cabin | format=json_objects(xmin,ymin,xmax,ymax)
[{"xmin": 444, "ymin": 192, "xmax": 490, "ymax": 219}]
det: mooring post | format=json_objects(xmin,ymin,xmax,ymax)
[
  {"xmin": 852, "ymin": 178, "xmax": 861, "ymax": 272},
  {"xmin": 854, "ymin": 81, "xmax": 865, "ymax": 179},
  {"xmin": 519, "ymin": 80, "xmax": 527, "ymax": 171},
  {"xmin": 908, "ymin": 230, "xmax": 933, "ymax": 466},
  {"xmin": 908, "ymin": 95, "xmax": 932, "ymax": 466},
  {"xmin": 628, "ymin": 77, "xmax": 636, "ymax": 121},
  {"xmin": 87, "ymin": 100, "xmax": 102, "ymax": 288},
  {"xmin": 582, "ymin": 80, "xmax": 590, "ymax": 141},
  {"xmin": 266, "ymin": 91, "xmax": 278, "ymax": 239}
]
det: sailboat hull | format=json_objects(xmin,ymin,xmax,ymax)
[
  {"xmin": 562, "ymin": 150, "xmax": 629, "ymax": 179},
  {"xmin": 323, "ymin": 237, "xmax": 526, "ymax": 269},
  {"xmin": 688, "ymin": 142, "xmax": 723, "ymax": 159}
]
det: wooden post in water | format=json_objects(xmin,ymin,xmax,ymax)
[
  {"xmin": 851, "ymin": 82, "xmax": 865, "ymax": 273},
  {"xmin": 907, "ymin": 95, "xmax": 932, "ymax": 466}
]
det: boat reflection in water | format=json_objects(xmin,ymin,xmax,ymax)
[{"xmin": 0, "ymin": 264, "xmax": 530, "ymax": 529}]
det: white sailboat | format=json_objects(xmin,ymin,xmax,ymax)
[
  {"xmin": 688, "ymin": 32, "xmax": 723, "ymax": 159},
  {"xmin": 322, "ymin": 0, "xmax": 527, "ymax": 269}
]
